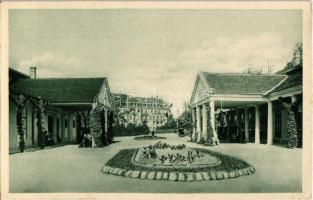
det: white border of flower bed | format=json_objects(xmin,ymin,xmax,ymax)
[{"xmin": 101, "ymin": 165, "xmax": 255, "ymax": 181}]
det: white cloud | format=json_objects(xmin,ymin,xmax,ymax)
[{"xmin": 16, "ymin": 51, "xmax": 82, "ymax": 77}]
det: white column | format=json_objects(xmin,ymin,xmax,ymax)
[
  {"xmin": 255, "ymin": 105, "xmax": 260, "ymax": 144},
  {"xmin": 196, "ymin": 106, "xmax": 201, "ymax": 142},
  {"xmin": 202, "ymin": 104, "xmax": 208, "ymax": 141},
  {"xmin": 191, "ymin": 107, "xmax": 196, "ymax": 141},
  {"xmin": 210, "ymin": 99, "xmax": 219, "ymax": 145},
  {"xmin": 244, "ymin": 107, "xmax": 249, "ymax": 142},
  {"xmin": 104, "ymin": 109, "xmax": 108, "ymax": 133},
  {"xmin": 267, "ymin": 101, "xmax": 273, "ymax": 145}
]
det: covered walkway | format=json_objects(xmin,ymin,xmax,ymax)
[{"xmin": 190, "ymin": 72, "xmax": 302, "ymax": 146}]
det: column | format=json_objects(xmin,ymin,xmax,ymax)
[
  {"xmin": 244, "ymin": 107, "xmax": 249, "ymax": 142},
  {"xmin": 196, "ymin": 105, "xmax": 201, "ymax": 142},
  {"xmin": 255, "ymin": 105, "xmax": 260, "ymax": 144},
  {"xmin": 267, "ymin": 101, "xmax": 273, "ymax": 145},
  {"xmin": 104, "ymin": 109, "xmax": 108, "ymax": 133},
  {"xmin": 202, "ymin": 103, "xmax": 208, "ymax": 141},
  {"xmin": 235, "ymin": 109, "xmax": 240, "ymax": 138},
  {"xmin": 191, "ymin": 107, "xmax": 196, "ymax": 142},
  {"xmin": 210, "ymin": 99, "xmax": 219, "ymax": 145}
]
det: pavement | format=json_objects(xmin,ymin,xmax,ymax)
[{"xmin": 9, "ymin": 133, "xmax": 302, "ymax": 193}]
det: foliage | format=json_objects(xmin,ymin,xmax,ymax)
[
  {"xmin": 205, "ymin": 104, "xmax": 215, "ymax": 145},
  {"xmin": 106, "ymin": 147, "xmax": 252, "ymax": 173},
  {"xmin": 134, "ymin": 135, "xmax": 167, "ymax": 140},
  {"xmin": 242, "ymin": 67, "xmax": 265, "ymax": 75},
  {"xmin": 90, "ymin": 108, "xmax": 106, "ymax": 146},
  {"xmin": 177, "ymin": 104, "xmax": 193, "ymax": 133},
  {"xmin": 113, "ymin": 122, "xmax": 150, "ymax": 137},
  {"xmin": 286, "ymin": 111, "xmax": 299, "ymax": 148},
  {"xmin": 157, "ymin": 114, "xmax": 176, "ymax": 130}
]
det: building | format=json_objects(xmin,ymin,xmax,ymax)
[
  {"xmin": 9, "ymin": 67, "xmax": 113, "ymax": 153},
  {"xmin": 111, "ymin": 93, "xmax": 171, "ymax": 131},
  {"xmin": 190, "ymin": 47, "xmax": 302, "ymax": 147}
]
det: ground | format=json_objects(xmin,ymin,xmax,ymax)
[{"xmin": 9, "ymin": 133, "xmax": 302, "ymax": 193}]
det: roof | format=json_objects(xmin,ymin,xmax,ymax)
[
  {"xmin": 112, "ymin": 93, "xmax": 168, "ymax": 104},
  {"xmin": 201, "ymin": 72, "xmax": 287, "ymax": 95},
  {"xmin": 10, "ymin": 77, "xmax": 109, "ymax": 103},
  {"xmin": 272, "ymin": 68, "xmax": 302, "ymax": 92},
  {"xmin": 276, "ymin": 62, "xmax": 302, "ymax": 75},
  {"xmin": 9, "ymin": 68, "xmax": 30, "ymax": 87}
]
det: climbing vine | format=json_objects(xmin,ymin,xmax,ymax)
[
  {"xmin": 205, "ymin": 104, "xmax": 214, "ymax": 145},
  {"xmin": 10, "ymin": 94, "xmax": 30, "ymax": 152},
  {"xmin": 90, "ymin": 108, "xmax": 106, "ymax": 147},
  {"xmin": 279, "ymin": 98, "xmax": 299, "ymax": 148},
  {"xmin": 35, "ymin": 99, "xmax": 48, "ymax": 147}
]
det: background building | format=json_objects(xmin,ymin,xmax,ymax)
[{"xmin": 112, "ymin": 93, "xmax": 172, "ymax": 131}]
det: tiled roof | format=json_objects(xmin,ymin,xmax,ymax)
[
  {"xmin": 201, "ymin": 72, "xmax": 287, "ymax": 95},
  {"xmin": 272, "ymin": 69, "xmax": 302, "ymax": 92},
  {"xmin": 112, "ymin": 93, "xmax": 167, "ymax": 104},
  {"xmin": 10, "ymin": 78, "xmax": 108, "ymax": 103}
]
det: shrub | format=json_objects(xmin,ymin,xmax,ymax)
[{"xmin": 113, "ymin": 123, "xmax": 150, "ymax": 137}]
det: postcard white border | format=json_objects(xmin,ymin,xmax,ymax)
[{"xmin": 1, "ymin": 1, "xmax": 311, "ymax": 200}]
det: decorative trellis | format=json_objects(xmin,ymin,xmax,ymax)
[
  {"xmin": 33, "ymin": 98, "xmax": 49, "ymax": 147},
  {"xmin": 205, "ymin": 104, "xmax": 215, "ymax": 145},
  {"xmin": 10, "ymin": 94, "xmax": 30, "ymax": 152},
  {"xmin": 9, "ymin": 94, "xmax": 49, "ymax": 152},
  {"xmin": 90, "ymin": 108, "xmax": 106, "ymax": 147}
]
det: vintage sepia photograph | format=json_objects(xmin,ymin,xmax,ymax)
[{"xmin": 0, "ymin": 1, "xmax": 311, "ymax": 199}]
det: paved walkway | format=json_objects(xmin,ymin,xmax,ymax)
[{"xmin": 9, "ymin": 133, "xmax": 302, "ymax": 193}]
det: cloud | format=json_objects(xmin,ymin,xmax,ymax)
[
  {"xmin": 16, "ymin": 51, "xmax": 82, "ymax": 77},
  {"xmin": 177, "ymin": 32, "xmax": 295, "ymax": 73}
]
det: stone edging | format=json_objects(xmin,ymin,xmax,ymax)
[{"xmin": 101, "ymin": 166, "xmax": 255, "ymax": 181}]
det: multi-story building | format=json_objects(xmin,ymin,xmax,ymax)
[{"xmin": 112, "ymin": 93, "xmax": 172, "ymax": 131}]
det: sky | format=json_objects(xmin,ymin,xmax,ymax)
[{"xmin": 9, "ymin": 9, "xmax": 302, "ymax": 116}]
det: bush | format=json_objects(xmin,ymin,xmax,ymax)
[{"xmin": 113, "ymin": 123, "xmax": 150, "ymax": 137}]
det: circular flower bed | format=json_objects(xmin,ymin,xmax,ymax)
[
  {"xmin": 102, "ymin": 142, "xmax": 255, "ymax": 181},
  {"xmin": 134, "ymin": 135, "xmax": 167, "ymax": 140}
]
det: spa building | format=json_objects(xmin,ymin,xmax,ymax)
[
  {"xmin": 190, "ymin": 48, "xmax": 303, "ymax": 147},
  {"xmin": 9, "ymin": 67, "xmax": 113, "ymax": 153}
]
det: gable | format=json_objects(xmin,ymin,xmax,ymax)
[{"xmin": 190, "ymin": 75, "xmax": 212, "ymax": 105}]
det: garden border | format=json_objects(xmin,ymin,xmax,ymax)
[{"xmin": 101, "ymin": 165, "xmax": 255, "ymax": 181}]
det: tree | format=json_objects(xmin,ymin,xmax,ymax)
[
  {"xmin": 178, "ymin": 104, "xmax": 193, "ymax": 133},
  {"xmin": 164, "ymin": 114, "xmax": 177, "ymax": 128}
]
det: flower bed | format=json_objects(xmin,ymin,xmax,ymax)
[
  {"xmin": 134, "ymin": 135, "xmax": 167, "ymax": 140},
  {"xmin": 102, "ymin": 142, "xmax": 255, "ymax": 181}
]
